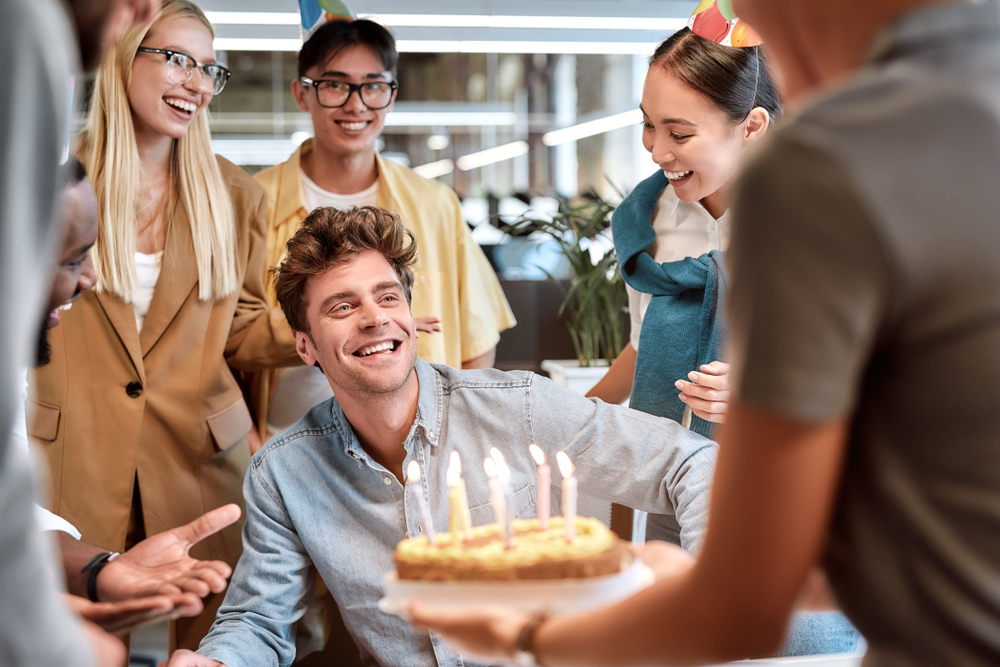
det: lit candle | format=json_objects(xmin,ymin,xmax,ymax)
[
  {"xmin": 446, "ymin": 451, "xmax": 472, "ymax": 541},
  {"xmin": 406, "ymin": 460, "xmax": 437, "ymax": 545},
  {"xmin": 556, "ymin": 451, "xmax": 577, "ymax": 543},
  {"xmin": 528, "ymin": 445, "xmax": 551, "ymax": 530},
  {"xmin": 491, "ymin": 449, "xmax": 515, "ymax": 549},
  {"xmin": 484, "ymin": 457, "xmax": 510, "ymax": 547}
]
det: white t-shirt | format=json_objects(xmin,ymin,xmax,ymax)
[
  {"xmin": 15, "ymin": 368, "xmax": 81, "ymax": 538},
  {"xmin": 627, "ymin": 186, "xmax": 731, "ymax": 349},
  {"xmin": 132, "ymin": 251, "xmax": 163, "ymax": 333},
  {"xmin": 267, "ymin": 171, "xmax": 380, "ymax": 436}
]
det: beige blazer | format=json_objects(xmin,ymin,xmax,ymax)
[{"xmin": 28, "ymin": 157, "xmax": 299, "ymax": 567}]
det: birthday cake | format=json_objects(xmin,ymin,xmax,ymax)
[{"xmin": 393, "ymin": 516, "xmax": 624, "ymax": 582}]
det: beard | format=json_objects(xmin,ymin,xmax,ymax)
[{"xmin": 34, "ymin": 323, "xmax": 52, "ymax": 368}]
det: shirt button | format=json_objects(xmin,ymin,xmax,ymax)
[
  {"xmin": 383, "ymin": 476, "xmax": 392, "ymax": 485},
  {"xmin": 125, "ymin": 381, "xmax": 143, "ymax": 398},
  {"xmin": 427, "ymin": 430, "xmax": 435, "ymax": 439}
]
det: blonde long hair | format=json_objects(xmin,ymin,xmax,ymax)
[{"xmin": 78, "ymin": 0, "xmax": 237, "ymax": 302}]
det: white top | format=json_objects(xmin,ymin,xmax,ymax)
[
  {"xmin": 300, "ymin": 168, "xmax": 379, "ymax": 212},
  {"xmin": 267, "ymin": 171, "xmax": 381, "ymax": 436},
  {"xmin": 132, "ymin": 251, "xmax": 163, "ymax": 333},
  {"xmin": 627, "ymin": 186, "xmax": 731, "ymax": 349},
  {"xmin": 15, "ymin": 368, "xmax": 81, "ymax": 538}
]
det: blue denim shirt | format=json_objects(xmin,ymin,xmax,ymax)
[{"xmin": 198, "ymin": 361, "xmax": 716, "ymax": 667}]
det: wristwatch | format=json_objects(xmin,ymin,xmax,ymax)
[
  {"xmin": 80, "ymin": 551, "xmax": 120, "ymax": 602},
  {"xmin": 513, "ymin": 609, "xmax": 551, "ymax": 666}
]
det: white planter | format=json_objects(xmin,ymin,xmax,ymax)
[{"xmin": 540, "ymin": 359, "xmax": 610, "ymax": 396}]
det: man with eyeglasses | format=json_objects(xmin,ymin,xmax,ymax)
[{"xmin": 249, "ymin": 19, "xmax": 516, "ymax": 453}]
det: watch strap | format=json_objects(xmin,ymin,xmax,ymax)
[
  {"xmin": 513, "ymin": 608, "xmax": 552, "ymax": 666},
  {"xmin": 80, "ymin": 551, "xmax": 119, "ymax": 602}
]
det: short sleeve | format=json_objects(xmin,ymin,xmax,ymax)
[{"xmin": 726, "ymin": 135, "xmax": 891, "ymax": 421}]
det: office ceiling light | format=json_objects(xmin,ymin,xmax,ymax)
[
  {"xmin": 384, "ymin": 111, "xmax": 517, "ymax": 127},
  {"xmin": 204, "ymin": 11, "xmax": 686, "ymax": 32},
  {"xmin": 205, "ymin": 11, "xmax": 299, "ymax": 25},
  {"xmin": 542, "ymin": 109, "xmax": 643, "ymax": 146},
  {"xmin": 361, "ymin": 14, "xmax": 686, "ymax": 31},
  {"xmin": 214, "ymin": 38, "xmax": 657, "ymax": 55},
  {"xmin": 413, "ymin": 159, "xmax": 455, "ymax": 179},
  {"xmin": 456, "ymin": 141, "xmax": 529, "ymax": 171}
]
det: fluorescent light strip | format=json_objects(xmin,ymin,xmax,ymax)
[
  {"xmin": 413, "ymin": 159, "xmax": 456, "ymax": 179},
  {"xmin": 396, "ymin": 40, "xmax": 657, "ymax": 55},
  {"xmin": 542, "ymin": 109, "xmax": 642, "ymax": 146},
  {"xmin": 205, "ymin": 11, "xmax": 299, "ymax": 25},
  {"xmin": 214, "ymin": 37, "xmax": 657, "ymax": 55},
  {"xmin": 456, "ymin": 141, "xmax": 529, "ymax": 171},
  {"xmin": 385, "ymin": 112, "xmax": 517, "ymax": 127},
  {"xmin": 204, "ymin": 11, "xmax": 686, "ymax": 32},
  {"xmin": 360, "ymin": 14, "xmax": 686, "ymax": 31}
]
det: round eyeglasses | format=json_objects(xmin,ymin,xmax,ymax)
[
  {"xmin": 136, "ymin": 47, "xmax": 232, "ymax": 95},
  {"xmin": 299, "ymin": 77, "xmax": 398, "ymax": 110}
]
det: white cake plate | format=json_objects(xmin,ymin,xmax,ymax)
[{"xmin": 379, "ymin": 552, "xmax": 654, "ymax": 615}]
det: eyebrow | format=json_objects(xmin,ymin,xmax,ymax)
[
  {"xmin": 161, "ymin": 45, "xmax": 217, "ymax": 65},
  {"xmin": 638, "ymin": 104, "xmax": 696, "ymax": 127},
  {"xmin": 319, "ymin": 70, "xmax": 389, "ymax": 80},
  {"xmin": 318, "ymin": 280, "xmax": 403, "ymax": 312}
]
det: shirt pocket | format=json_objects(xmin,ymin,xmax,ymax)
[
  {"xmin": 468, "ymin": 483, "xmax": 536, "ymax": 526},
  {"xmin": 207, "ymin": 397, "xmax": 253, "ymax": 452},
  {"xmin": 26, "ymin": 399, "xmax": 60, "ymax": 441}
]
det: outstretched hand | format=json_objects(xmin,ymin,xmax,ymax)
[
  {"xmin": 97, "ymin": 504, "xmax": 241, "ymax": 602},
  {"xmin": 402, "ymin": 599, "xmax": 530, "ymax": 664},
  {"xmin": 63, "ymin": 592, "xmax": 201, "ymax": 636},
  {"xmin": 676, "ymin": 360, "xmax": 731, "ymax": 423}
]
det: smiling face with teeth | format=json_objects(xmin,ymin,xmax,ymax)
[
  {"xmin": 129, "ymin": 16, "xmax": 216, "ymax": 144},
  {"xmin": 640, "ymin": 64, "xmax": 768, "ymax": 219},
  {"xmin": 293, "ymin": 44, "xmax": 396, "ymax": 162},
  {"xmin": 294, "ymin": 249, "xmax": 418, "ymax": 401}
]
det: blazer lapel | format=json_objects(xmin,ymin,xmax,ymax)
[
  {"xmin": 139, "ymin": 202, "xmax": 198, "ymax": 356},
  {"xmin": 94, "ymin": 290, "xmax": 145, "ymax": 383}
]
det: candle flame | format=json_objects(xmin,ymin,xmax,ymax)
[
  {"xmin": 490, "ymin": 447, "xmax": 506, "ymax": 467},
  {"xmin": 407, "ymin": 460, "xmax": 421, "ymax": 483},
  {"xmin": 529, "ymin": 444, "xmax": 546, "ymax": 466},
  {"xmin": 556, "ymin": 451, "xmax": 574, "ymax": 478},
  {"xmin": 496, "ymin": 458, "xmax": 511, "ymax": 485},
  {"xmin": 447, "ymin": 451, "xmax": 461, "ymax": 487},
  {"xmin": 484, "ymin": 457, "xmax": 497, "ymax": 478}
]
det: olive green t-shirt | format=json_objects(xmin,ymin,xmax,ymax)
[{"xmin": 727, "ymin": 3, "xmax": 1000, "ymax": 665}]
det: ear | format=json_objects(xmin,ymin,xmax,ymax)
[
  {"xmin": 291, "ymin": 78, "xmax": 310, "ymax": 113},
  {"xmin": 743, "ymin": 107, "xmax": 770, "ymax": 144},
  {"xmin": 294, "ymin": 330, "xmax": 319, "ymax": 366}
]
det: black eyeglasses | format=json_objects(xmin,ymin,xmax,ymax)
[
  {"xmin": 299, "ymin": 77, "xmax": 398, "ymax": 110},
  {"xmin": 136, "ymin": 47, "xmax": 232, "ymax": 95}
]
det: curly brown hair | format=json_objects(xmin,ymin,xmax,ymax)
[{"xmin": 272, "ymin": 206, "xmax": 417, "ymax": 335}]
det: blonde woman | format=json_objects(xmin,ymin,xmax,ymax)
[{"xmin": 28, "ymin": 0, "xmax": 299, "ymax": 649}]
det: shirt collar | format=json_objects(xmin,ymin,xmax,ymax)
[
  {"xmin": 336, "ymin": 359, "xmax": 443, "ymax": 459},
  {"xmin": 867, "ymin": 1, "xmax": 1000, "ymax": 65}
]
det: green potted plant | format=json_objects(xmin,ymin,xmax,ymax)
[{"xmin": 500, "ymin": 191, "xmax": 629, "ymax": 375}]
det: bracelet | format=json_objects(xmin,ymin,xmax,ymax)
[
  {"xmin": 81, "ymin": 551, "xmax": 119, "ymax": 602},
  {"xmin": 513, "ymin": 608, "xmax": 552, "ymax": 666}
]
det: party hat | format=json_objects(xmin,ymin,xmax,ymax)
[
  {"xmin": 300, "ymin": 0, "xmax": 356, "ymax": 42},
  {"xmin": 687, "ymin": 0, "xmax": 762, "ymax": 48}
]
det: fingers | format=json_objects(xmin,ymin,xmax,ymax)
[
  {"xmin": 678, "ymin": 392, "xmax": 728, "ymax": 423},
  {"xmin": 173, "ymin": 504, "xmax": 242, "ymax": 546},
  {"xmin": 413, "ymin": 317, "xmax": 443, "ymax": 334},
  {"xmin": 169, "ymin": 563, "xmax": 231, "ymax": 596},
  {"xmin": 698, "ymin": 360, "xmax": 731, "ymax": 376}
]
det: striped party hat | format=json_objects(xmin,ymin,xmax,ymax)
[
  {"xmin": 687, "ymin": 0, "xmax": 762, "ymax": 47},
  {"xmin": 300, "ymin": 0, "xmax": 356, "ymax": 42}
]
